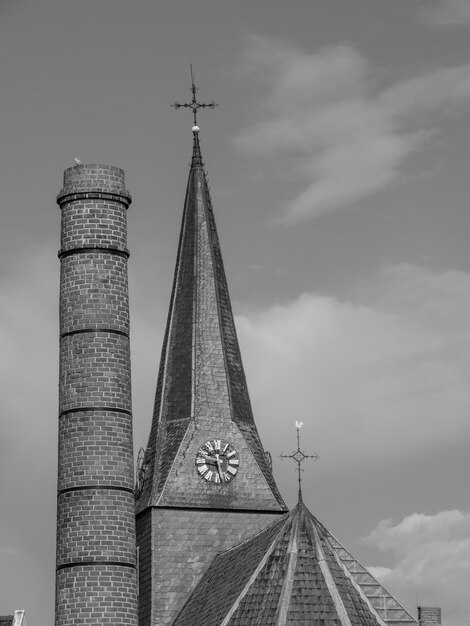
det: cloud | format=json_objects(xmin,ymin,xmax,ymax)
[
  {"xmin": 367, "ymin": 565, "xmax": 392, "ymax": 580},
  {"xmin": 421, "ymin": 0, "xmax": 470, "ymax": 26},
  {"xmin": 236, "ymin": 264, "xmax": 470, "ymax": 468},
  {"xmin": 364, "ymin": 510, "xmax": 470, "ymax": 626},
  {"xmin": 235, "ymin": 36, "xmax": 470, "ymax": 222}
]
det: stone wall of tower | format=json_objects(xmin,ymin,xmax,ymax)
[
  {"xmin": 136, "ymin": 508, "xmax": 285, "ymax": 625},
  {"xmin": 56, "ymin": 165, "xmax": 137, "ymax": 625}
]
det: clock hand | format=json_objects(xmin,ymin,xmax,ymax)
[
  {"xmin": 198, "ymin": 451, "xmax": 217, "ymax": 465},
  {"xmin": 215, "ymin": 454, "xmax": 225, "ymax": 482}
]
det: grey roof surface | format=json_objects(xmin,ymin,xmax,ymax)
[
  {"xmin": 136, "ymin": 131, "xmax": 285, "ymax": 513},
  {"xmin": 173, "ymin": 501, "xmax": 417, "ymax": 626}
]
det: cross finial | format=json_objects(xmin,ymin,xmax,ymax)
[
  {"xmin": 280, "ymin": 421, "xmax": 319, "ymax": 503},
  {"xmin": 172, "ymin": 64, "xmax": 219, "ymax": 131}
]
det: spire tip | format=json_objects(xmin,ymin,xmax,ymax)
[
  {"xmin": 173, "ymin": 68, "xmax": 219, "ymax": 129},
  {"xmin": 280, "ymin": 422, "xmax": 319, "ymax": 505}
]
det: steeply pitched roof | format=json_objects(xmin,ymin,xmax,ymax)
[
  {"xmin": 136, "ymin": 130, "xmax": 286, "ymax": 513},
  {"xmin": 173, "ymin": 501, "xmax": 417, "ymax": 626}
]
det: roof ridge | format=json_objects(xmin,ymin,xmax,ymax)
[
  {"xmin": 308, "ymin": 516, "xmax": 354, "ymax": 626},
  {"xmin": 273, "ymin": 512, "xmax": 300, "ymax": 625},
  {"xmin": 219, "ymin": 523, "xmax": 287, "ymax": 626}
]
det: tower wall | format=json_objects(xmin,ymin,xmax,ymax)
[
  {"xmin": 55, "ymin": 165, "xmax": 137, "ymax": 625},
  {"xmin": 137, "ymin": 508, "xmax": 284, "ymax": 625}
]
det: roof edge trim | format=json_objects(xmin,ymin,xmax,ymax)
[
  {"xmin": 329, "ymin": 546, "xmax": 389, "ymax": 626},
  {"xmin": 233, "ymin": 422, "xmax": 287, "ymax": 512},
  {"xmin": 310, "ymin": 519, "xmax": 353, "ymax": 626},
  {"xmin": 154, "ymin": 421, "xmax": 193, "ymax": 506},
  {"xmin": 322, "ymin": 521, "xmax": 418, "ymax": 624},
  {"xmin": 220, "ymin": 517, "xmax": 291, "ymax": 626},
  {"xmin": 274, "ymin": 513, "xmax": 300, "ymax": 625}
]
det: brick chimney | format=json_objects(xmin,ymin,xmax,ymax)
[
  {"xmin": 418, "ymin": 606, "xmax": 442, "ymax": 625},
  {"xmin": 55, "ymin": 165, "xmax": 137, "ymax": 625}
]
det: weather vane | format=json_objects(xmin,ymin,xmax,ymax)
[
  {"xmin": 280, "ymin": 421, "xmax": 319, "ymax": 502},
  {"xmin": 172, "ymin": 64, "xmax": 219, "ymax": 130}
]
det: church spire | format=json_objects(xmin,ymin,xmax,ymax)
[{"xmin": 136, "ymin": 80, "xmax": 285, "ymax": 513}]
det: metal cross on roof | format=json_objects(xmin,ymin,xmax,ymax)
[
  {"xmin": 280, "ymin": 421, "xmax": 319, "ymax": 503},
  {"xmin": 172, "ymin": 64, "xmax": 219, "ymax": 129}
]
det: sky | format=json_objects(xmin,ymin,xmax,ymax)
[{"xmin": 0, "ymin": 0, "xmax": 469, "ymax": 624}]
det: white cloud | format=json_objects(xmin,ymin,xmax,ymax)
[
  {"xmin": 236, "ymin": 264, "xmax": 470, "ymax": 468},
  {"xmin": 365, "ymin": 510, "xmax": 470, "ymax": 626},
  {"xmin": 235, "ymin": 36, "xmax": 470, "ymax": 222},
  {"xmin": 367, "ymin": 565, "xmax": 392, "ymax": 580},
  {"xmin": 422, "ymin": 0, "xmax": 470, "ymax": 26}
]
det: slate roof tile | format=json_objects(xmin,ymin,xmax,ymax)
[
  {"xmin": 136, "ymin": 131, "xmax": 286, "ymax": 513},
  {"xmin": 173, "ymin": 516, "xmax": 286, "ymax": 626},
  {"xmin": 173, "ymin": 501, "xmax": 413, "ymax": 625}
]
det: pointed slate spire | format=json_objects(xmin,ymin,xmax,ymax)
[{"xmin": 136, "ymin": 128, "xmax": 286, "ymax": 513}]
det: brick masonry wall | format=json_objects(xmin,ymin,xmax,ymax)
[
  {"xmin": 55, "ymin": 165, "xmax": 137, "ymax": 625},
  {"xmin": 418, "ymin": 607, "xmax": 441, "ymax": 625},
  {"xmin": 136, "ymin": 508, "xmax": 286, "ymax": 625},
  {"xmin": 56, "ymin": 565, "xmax": 137, "ymax": 626}
]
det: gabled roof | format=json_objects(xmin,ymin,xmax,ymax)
[
  {"xmin": 173, "ymin": 501, "xmax": 417, "ymax": 626},
  {"xmin": 136, "ymin": 130, "xmax": 285, "ymax": 513},
  {"xmin": 0, "ymin": 611, "xmax": 26, "ymax": 626}
]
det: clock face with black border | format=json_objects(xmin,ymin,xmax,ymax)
[{"xmin": 195, "ymin": 439, "xmax": 239, "ymax": 484}]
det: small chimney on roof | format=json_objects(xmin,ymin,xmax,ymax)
[{"xmin": 418, "ymin": 606, "xmax": 442, "ymax": 625}]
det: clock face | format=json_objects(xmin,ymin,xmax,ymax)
[{"xmin": 196, "ymin": 439, "xmax": 239, "ymax": 484}]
